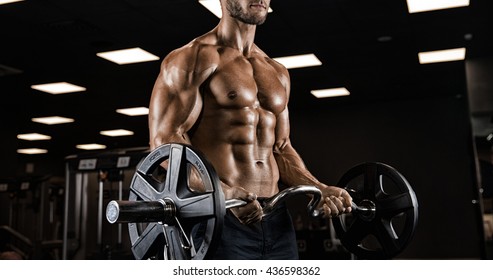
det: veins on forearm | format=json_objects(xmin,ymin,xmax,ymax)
[{"xmin": 273, "ymin": 147, "xmax": 321, "ymax": 188}]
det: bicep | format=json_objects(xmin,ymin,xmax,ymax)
[
  {"xmin": 274, "ymin": 107, "xmax": 291, "ymax": 151},
  {"xmin": 274, "ymin": 68, "xmax": 292, "ymax": 151},
  {"xmin": 148, "ymin": 67, "xmax": 202, "ymax": 149}
]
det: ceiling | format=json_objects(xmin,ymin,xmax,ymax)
[{"xmin": 1, "ymin": 0, "xmax": 492, "ymax": 162}]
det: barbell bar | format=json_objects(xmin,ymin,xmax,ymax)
[{"xmin": 106, "ymin": 185, "xmax": 373, "ymax": 224}]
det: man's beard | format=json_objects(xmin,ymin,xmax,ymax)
[{"xmin": 226, "ymin": 0, "xmax": 268, "ymax": 25}]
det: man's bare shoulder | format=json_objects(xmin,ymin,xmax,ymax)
[
  {"xmin": 252, "ymin": 45, "xmax": 287, "ymax": 71},
  {"xmin": 161, "ymin": 32, "xmax": 220, "ymax": 73},
  {"xmin": 252, "ymin": 44, "xmax": 290, "ymax": 81}
]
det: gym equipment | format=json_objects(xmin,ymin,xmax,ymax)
[
  {"xmin": 333, "ymin": 162, "xmax": 419, "ymax": 259},
  {"xmin": 0, "ymin": 176, "xmax": 65, "ymax": 259},
  {"xmin": 106, "ymin": 143, "xmax": 419, "ymax": 259},
  {"xmin": 63, "ymin": 147, "xmax": 149, "ymax": 260}
]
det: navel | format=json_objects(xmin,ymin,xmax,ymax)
[{"xmin": 227, "ymin": 91, "xmax": 237, "ymax": 99}]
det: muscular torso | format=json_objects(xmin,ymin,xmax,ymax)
[{"xmin": 188, "ymin": 39, "xmax": 288, "ymax": 197}]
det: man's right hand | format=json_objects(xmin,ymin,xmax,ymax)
[{"xmin": 221, "ymin": 182, "xmax": 263, "ymax": 225}]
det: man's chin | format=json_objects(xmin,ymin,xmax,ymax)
[{"xmin": 239, "ymin": 16, "xmax": 267, "ymax": 25}]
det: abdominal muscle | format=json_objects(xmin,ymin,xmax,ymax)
[{"xmin": 190, "ymin": 106, "xmax": 280, "ymax": 198}]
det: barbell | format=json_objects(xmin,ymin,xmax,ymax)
[{"xmin": 106, "ymin": 143, "xmax": 418, "ymax": 259}]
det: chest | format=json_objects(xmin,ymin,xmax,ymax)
[{"xmin": 207, "ymin": 55, "xmax": 287, "ymax": 115}]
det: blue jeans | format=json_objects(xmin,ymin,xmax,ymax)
[{"xmin": 211, "ymin": 201, "xmax": 298, "ymax": 260}]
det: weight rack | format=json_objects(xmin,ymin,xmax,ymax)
[{"xmin": 62, "ymin": 147, "xmax": 149, "ymax": 260}]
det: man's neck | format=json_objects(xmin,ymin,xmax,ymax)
[{"xmin": 216, "ymin": 16, "xmax": 257, "ymax": 56}]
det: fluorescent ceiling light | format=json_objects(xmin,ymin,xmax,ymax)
[
  {"xmin": 100, "ymin": 129, "xmax": 134, "ymax": 137},
  {"xmin": 31, "ymin": 82, "xmax": 86, "ymax": 94},
  {"xmin": 17, "ymin": 133, "xmax": 52, "ymax": 141},
  {"xmin": 97, "ymin": 48, "xmax": 159, "ymax": 65},
  {"xmin": 116, "ymin": 107, "xmax": 149, "ymax": 116},
  {"xmin": 0, "ymin": 0, "xmax": 24, "ymax": 5},
  {"xmin": 199, "ymin": 0, "xmax": 223, "ymax": 18},
  {"xmin": 199, "ymin": 0, "xmax": 273, "ymax": 18},
  {"xmin": 418, "ymin": 48, "xmax": 466, "ymax": 64},
  {"xmin": 406, "ymin": 0, "xmax": 469, "ymax": 13},
  {"xmin": 273, "ymin": 54, "xmax": 322, "ymax": 69},
  {"xmin": 17, "ymin": 148, "xmax": 48, "ymax": 155},
  {"xmin": 311, "ymin": 87, "xmax": 350, "ymax": 98},
  {"xmin": 76, "ymin": 144, "xmax": 107, "ymax": 150},
  {"xmin": 32, "ymin": 116, "xmax": 75, "ymax": 125}
]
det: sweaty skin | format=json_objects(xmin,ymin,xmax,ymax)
[{"xmin": 149, "ymin": 0, "xmax": 352, "ymax": 224}]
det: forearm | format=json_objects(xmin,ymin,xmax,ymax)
[
  {"xmin": 273, "ymin": 141, "xmax": 353, "ymax": 217},
  {"xmin": 273, "ymin": 142, "xmax": 326, "ymax": 188}
]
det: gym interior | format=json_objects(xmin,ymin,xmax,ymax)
[{"xmin": 1, "ymin": 0, "xmax": 492, "ymax": 260}]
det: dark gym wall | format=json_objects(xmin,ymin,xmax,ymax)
[
  {"xmin": 0, "ymin": 119, "xmax": 17, "ymax": 179},
  {"xmin": 288, "ymin": 78, "xmax": 484, "ymax": 258},
  {"xmin": 0, "ymin": 114, "xmax": 17, "ymax": 228}
]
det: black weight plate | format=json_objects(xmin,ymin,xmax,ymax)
[
  {"xmin": 127, "ymin": 143, "xmax": 225, "ymax": 260},
  {"xmin": 332, "ymin": 162, "xmax": 418, "ymax": 259}
]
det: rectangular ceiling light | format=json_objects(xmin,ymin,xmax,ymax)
[
  {"xmin": 273, "ymin": 54, "xmax": 322, "ymax": 69},
  {"xmin": 100, "ymin": 129, "xmax": 134, "ymax": 137},
  {"xmin": 311, "ymin": 87, "xmax": 350, "ymax": 98},
  {"xmin": 17, "ymin": 148, "xmax": 48, "ymax": 155},
  {"xmin": 32, "ymin": 116, "xmax": 75, "ymax": 125},
  {"xmin": 406, "ymin": 0, "xmax": 469, "ymax": 13},
  {"xmin": 31, "ymin": 82, "xmax": 86, "ymax": 94},
  {"xmin": 199, "ymin": 0, "xmax": 273, "ymax": 18},
  {"xmin": 97, "ymin": 48, "xmax": 159, "ymax": 65},
  {"xmin": 0, "ymin": 0, "xmax": 24, "ymax": 5},
  {"xmin": 17, "ymin": 133, "xmax": 52, "ymax": 141},
  {"xmin": 418, "ymin": 48, "xmax": 466, "ymax": 64},
  {"xmin": 76, "ymin": 144, "xmax": 107, "ymax": 150},
  {"xmin": 116, "ymin": 107, "xmax": 149, "ymax": 116}
]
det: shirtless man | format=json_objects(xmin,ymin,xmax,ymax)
[{"xmin": 148, "ymin": 0, "xmax": 352, "ymax": 259}]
